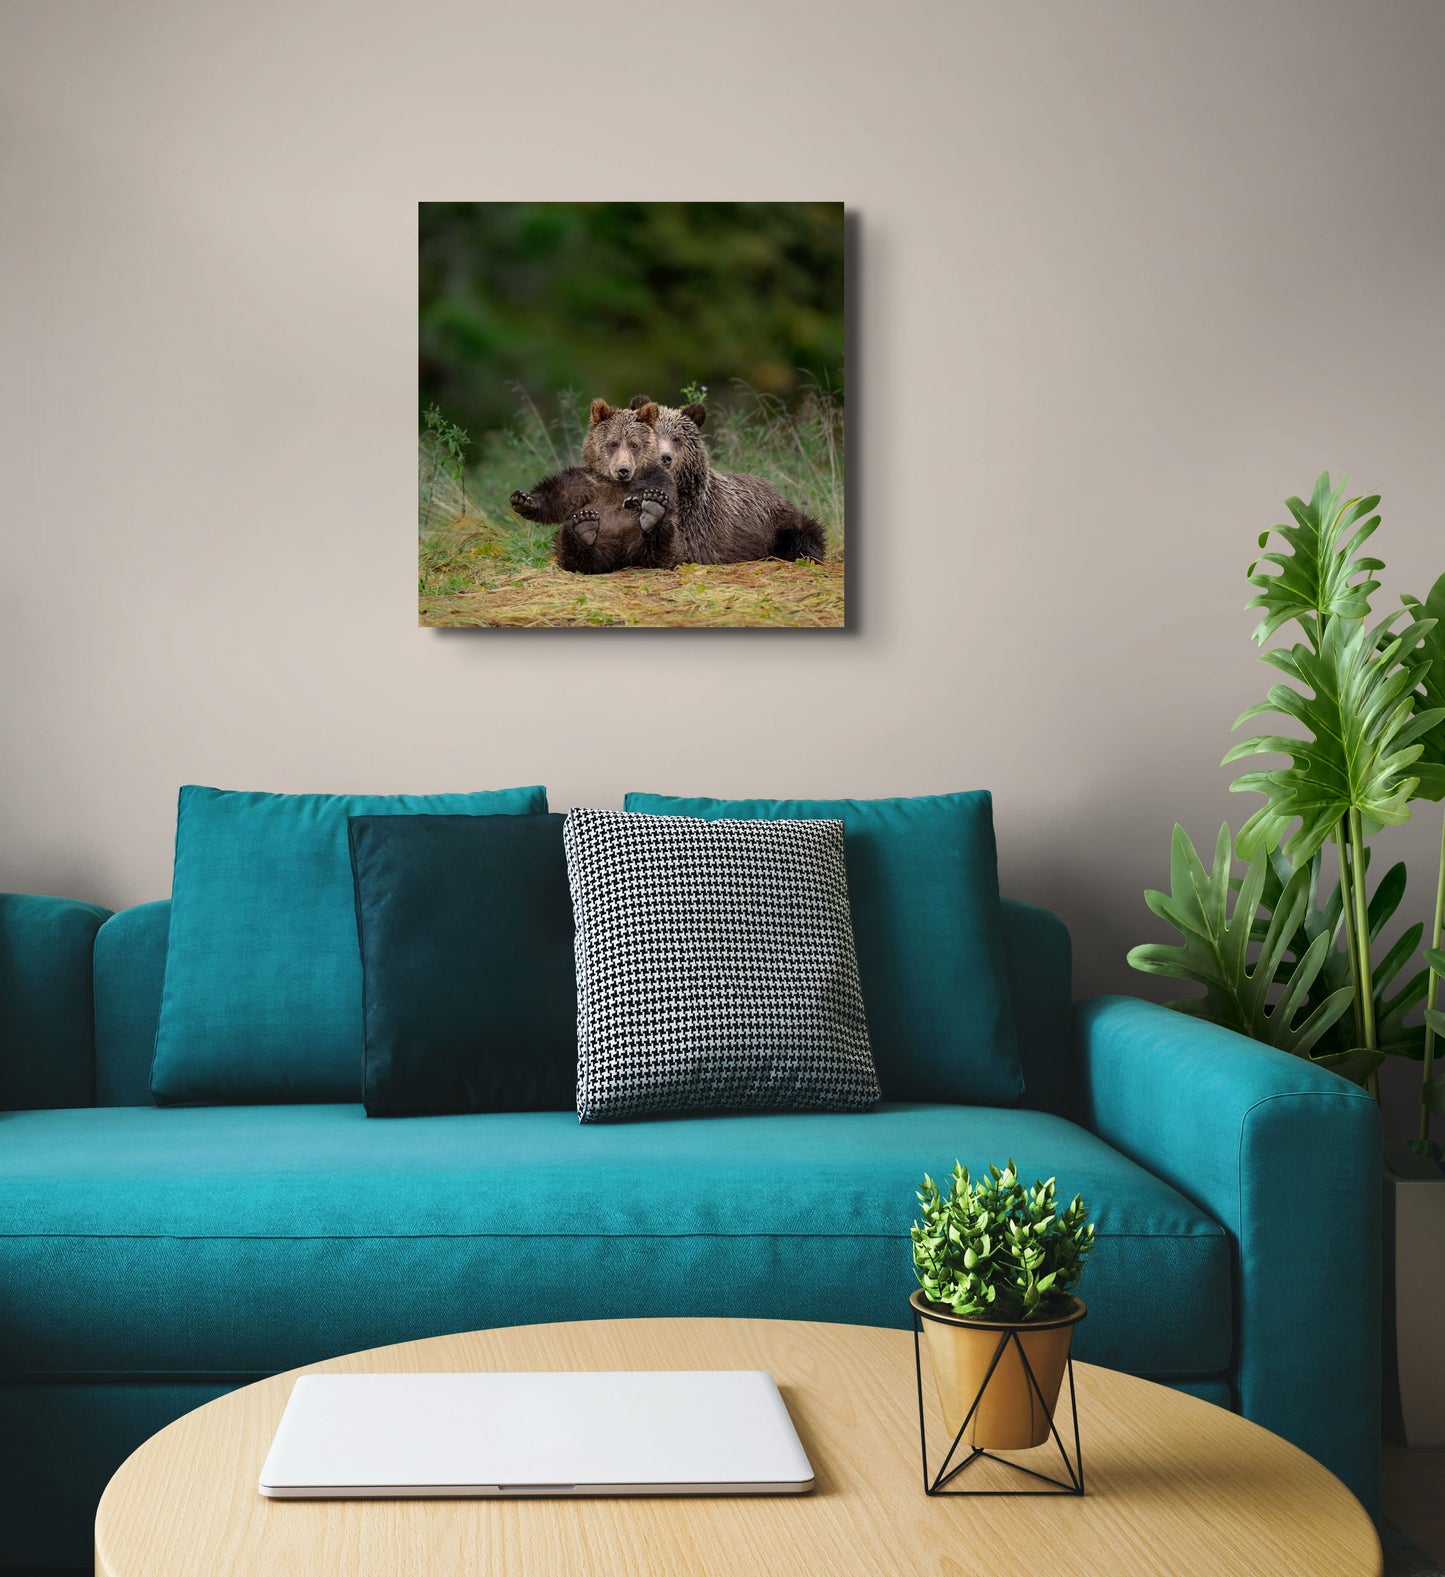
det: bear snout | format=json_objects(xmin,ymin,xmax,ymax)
[{"xmin": 613, "ymin": 461, "xmax": 633, "ymax": 481}]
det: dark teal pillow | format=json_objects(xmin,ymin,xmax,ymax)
[
  {"xmin": 348, "ymin": 813, "xmax": 577, "ymax": 1116},
  {"xmin": 151, "ymin": 784, "xmax": 547, "ymax": 1104},
  {"xmin": 622, "ymin": 791, "xmax": 1023, "ymax": 1106}
]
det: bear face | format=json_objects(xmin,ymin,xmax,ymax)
[
  {"xmin": 581, "ymin": 399, "xmax": 661, "ymax": 483},
  {"xmin": 628, "ymin": 394, "xmax": 707, "ymax": 472}
]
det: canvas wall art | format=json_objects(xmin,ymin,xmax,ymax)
[{"xmin": 418, "ymin": 202, "xmax": 845, "ymax": 628}]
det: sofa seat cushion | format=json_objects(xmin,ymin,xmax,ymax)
[{"xmin": 0, "ymin": 1105, "xmax": 1230, "ymax": 1379}]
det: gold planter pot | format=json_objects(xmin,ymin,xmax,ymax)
[{"xmin": 911, "ymin": 1290, "xmax": 1087, "ymax": 1450}]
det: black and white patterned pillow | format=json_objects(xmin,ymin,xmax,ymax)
[{"xmin": 563, "ymin": 807, "xmax": 879, "ymax": 1123}]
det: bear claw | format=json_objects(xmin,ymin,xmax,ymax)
[
  {"xmin": 510, "ymin": 490, "xmax": 539, "ymax": 519},
  {"xmin": 624, "ymin": 488, "xmax": 669, "ymax": 534},
  {"xmin": 568, "ymin": 507, "xmax": 601, "ymax": 546}
]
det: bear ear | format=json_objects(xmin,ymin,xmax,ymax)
[
  {"xmin": 628, "ymin": 394, "xmax": 655, "ymax": 411},
  {"xmin": 589, "ymin": 399, "xmax": 614, "ymax": 426},
  {"xmin": 680, "ymin": 403, "xmax": 707, "ymax": 429},
  {"xmin": 634, "ymin": 401, "xmax": 659, "ymax": 427}
]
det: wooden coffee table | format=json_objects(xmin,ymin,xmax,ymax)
[{"xmin": 94, "ymin": 1317, "xmax": 1381, "ymax": 1576}]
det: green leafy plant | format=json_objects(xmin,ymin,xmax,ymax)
[
  {"xmin": 1312, "ymin": 872, "xmax": 1427, "ymax": 1074},
  {"xmin": 1244, "ymin": 471, "xmax": 1382, "ymax": 648},
  {"xmin": 1130, "ymin": 471, "xmax": 1445, "ymax": 1148},
  {"xmin": 911, "ymin": 1161, "xmax": 1095, "ymax": 1322},
  {"xmin": 1225, "ymin": 609, "xmax": 1439, "ymax": 865},
  {"xmin": 1125, "ymin": 824, "xmax": 1352, "ymax": 1057},
  {"xmin": 680, "ymin": 381, "xmax": 710, "ymax": 406},
  {"xmin": 420, "ymin": 404, "xmax": 471, "ymax": 531},
  {"xmin": 1401, "ymin": 573, "xmax": 1445, "ymax": 803},
  {"xmin": 1401, "ymin": 574, "xmax": 1445, "ymax": 1143},
  {"xmin": 1424, "ymin": 939, "xmax": 1445, "ymax": 1119},
  {"xmin": 1253, "ymin": 846, "xmax": 1422, "ymax": 1064},
  {"xmin": 1224, "ymin": 606, "xmax": 1440, "ymax": 1088}
]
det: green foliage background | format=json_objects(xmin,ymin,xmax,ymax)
[{"xmin": 419, "ymin": 202, "xmax": 845, "ymax": 437}]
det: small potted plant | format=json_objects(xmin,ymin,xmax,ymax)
[{"xmin": 911, "ymin": 1161, "xmax": 1095, "ymax": 1450}]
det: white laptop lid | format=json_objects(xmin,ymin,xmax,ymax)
[{"xmin": 259, "ymin": 1371, "xmax": 815, "ymax": 1498}]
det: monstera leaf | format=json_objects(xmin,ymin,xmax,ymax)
[
  {"xmin": 1371, "ymin": 916, "xmax": 1430, "ymax": 1059},
  {"xmin": 1424, "ymin": 948, "xmax": 1445, "ymax": 1113},
  {"xmin": 1426, "ymin": 945, "xmax": 1445, "ymax": 1027},
  {"xmin": 1255, "ymin": 851, "xmax": 1419, "ymax": 1034},
  {"xmin": 1312, "ymin": 1045, "xmax": 1389, "ymax": 1084},
  {"xmin": 1225, "ymin": 610, "xmax": 1445, "ymax": 863},
  {"xmin": 1401, "ymin": 572, "xmax": 1445, "ymax": 803},
  {"xmin": 1127, "ymin": 824, "xmax": 1353, "ymax": 1056},
  {"xmin": 1252, "ymin": 848, "xmax": 1425, "ymax": 1060},
  {"xmin": 1254, "ymin": 846, "xmax": 1341, "ymax": 960},
  {"xmin": 1245, "ymin": 472, "xmax": 1383, "ymax": 647}
]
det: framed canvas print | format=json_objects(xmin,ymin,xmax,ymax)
[{"xmin": 418, "ymin": 202, "xmax": 845, "ymax": 629}]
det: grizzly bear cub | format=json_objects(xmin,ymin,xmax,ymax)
[
  {"xmin": 510, "ymin": 400, "xmax": 677, "ymax": 574},
  {"xmin": 627, "ymin": 395, "xmax": 826, "ymax": 564}
]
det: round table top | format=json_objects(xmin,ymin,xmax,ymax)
[{"xmin": 94, "ymin": 1316, "xmax": 1381, "ymax": 1576}]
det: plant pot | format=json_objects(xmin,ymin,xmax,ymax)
[
  {"xmin": 1383, "ymin": 1140, "xmax": 1445, "ymax": 1446},
  {"xmin": 911, "ymin": 1290, "xmax": 1086, "ymax": 1450}
]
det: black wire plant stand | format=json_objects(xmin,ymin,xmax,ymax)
[{"xmin": 911, "ymin": 1299, "xmax": 1085, "ymax": 1497}]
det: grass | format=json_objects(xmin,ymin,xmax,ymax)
[
  {"xmin": 421, "ymin": 557, "xmax": 846, "ymax": 628},
  {"xmin": 419, "ymin": 384, "xmax": 845, "ymax": 628}
]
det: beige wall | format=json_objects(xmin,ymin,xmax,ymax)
[{"xmin": 3, "ymin": 0, "xmax": 1444, "ymax": 1028}]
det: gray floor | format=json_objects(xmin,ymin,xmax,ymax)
[{"xmin": 1385, "ymin": 1520, "xmax": 1445, "ymax": 1577}]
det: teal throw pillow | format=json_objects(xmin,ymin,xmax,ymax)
[
  {"xmin": 622, "ymin": 790, "xmax": 1023, "ymax": 1106},
  {"xmin": 348, "ymin": 813, "xmax": 577, "ymax": 1116},
  {"xmin": 150, "ymin": 784, "xmax": 547, "ymax": 1104}
]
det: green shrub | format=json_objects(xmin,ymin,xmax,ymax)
[{"xmin": 912, "ymin": 1161, "xmax": 1095, "ymax": 1321}]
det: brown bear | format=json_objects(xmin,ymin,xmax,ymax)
[
  {"xmin": 628, "ymin": 394, "xmax": 827, "ymax": 564},
  {"xmin": 510, "ymin": 400, "xmax": 677, "ymax": 575},
  {"xmin": 554, "ymin": 492, "xmax": 677, "ymax": 575}
]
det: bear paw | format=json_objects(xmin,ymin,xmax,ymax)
[
  {"xmin": 510, "ymin": 489, "xmax": 540, "ymax": 520},
  {"xmin": 624, "ymin": 488, "xmax": 669, "ymax": 534},
  {"xmin": 568, "ymin": 507, "xmax": 601, "ymax": 547}
]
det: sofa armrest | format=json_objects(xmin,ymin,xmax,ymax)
[
  {"xmin": 0, "ymin": 893, "xmax": 111, "ymax": 1111},
  {"xmin": 1074, "ymin": 995, "xmax": 1380, "ymax": 1518}
]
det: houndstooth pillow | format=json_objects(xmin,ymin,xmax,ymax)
[{"xmin": 563, "ymin": 807, "xmax": 879, "ymax": 1122}]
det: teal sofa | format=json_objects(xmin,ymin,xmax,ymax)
[{"xmin": 0, "ymin": 890, "xmax": 1380, "ymax": 1571}]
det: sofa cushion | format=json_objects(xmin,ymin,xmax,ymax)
[
  {"xmin": 564, "ymin": 808, "xmax": 879, "ymax": 1121},
  {"xmin": 95, "ymin": 901, "xmax": 171, "ymax": 1108},
  {"xmin": 89, "ymin": 897, "xmax": 1078, "ymax": 1116},
  {"xmin": 623, "ymin": 790, "xmax": 1023, "ymax": 1106},
  {"xmin": 150, "ymin": 784, "xmax": 547, "ymax": 1105},
  {"xmin": 0, "ymin": 1104, "xmax": 1230, "ymax": 1380},
  {"xmin": 348, "ymin": 812, "xmax": 578, "ymax": 1116}
]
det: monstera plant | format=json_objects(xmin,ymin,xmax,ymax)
[
  {"xmin": 1402, "ymin": 574, "xmax": 1445, "ymax": 1146},
  {"xmin": 1128, "ymin": 473, "xmax": 1445, "ymax": 1152}
]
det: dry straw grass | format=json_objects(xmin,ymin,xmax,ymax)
[{"xmin": 421, "ymin": 551, "xmax": 846, "ymax": 629}]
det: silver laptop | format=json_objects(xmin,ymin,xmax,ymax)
[{"xmin": 259, "ymin": 1371, "xmax": 815, "ymax": 1498}]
